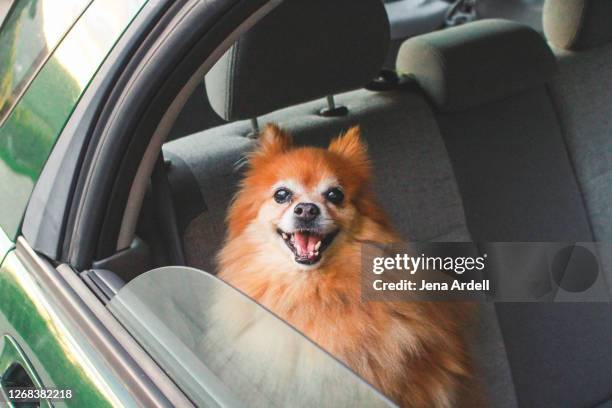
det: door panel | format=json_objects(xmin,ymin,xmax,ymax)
[{"xmin": 0, "ymin": 248, "xmax": 132, "ymax": 407}]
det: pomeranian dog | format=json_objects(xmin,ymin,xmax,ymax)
[{"xmin": 218, "ymin": 124, "xmax": 478, "ymax": 407}]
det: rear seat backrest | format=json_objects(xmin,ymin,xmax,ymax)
[
  {"xmin": 396, "ymin": 19, "xmax": 592, "ymax": 241},
  {"xmin": 397, "ymin": 19, "xmax": 612, "ymax": 407},
  {"xmin": 544, "ymin": 0, "xmax": 612, "ymax": 242}
]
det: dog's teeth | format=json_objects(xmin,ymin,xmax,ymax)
[
  {"xmin": 314, "ymin": 241, "xmax": 321, "ymax": 250},
  {"xmin": 290, "ymin": 235, "xmax": 295, "ymax": 243},
  {"xmin": 282, "ymin": 233, "xmax": 288, "ymax": 240},
  {"xmin": 314, "ymin": 251, "xmax": 319, "ymax": 257}
]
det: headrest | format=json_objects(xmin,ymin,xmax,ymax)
[
  {"xmin": 543, "ymin": 0, "xmax": 612, "ymax": 51},
  {"xmin": 205, "ymin": 0, "xmax": 390, "ymax": 121},
  {"xmin": 396, "ymin": 20, "xmax": 557, "ymax": 112}
]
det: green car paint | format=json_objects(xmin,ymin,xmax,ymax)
[
  {"xmin": 0, "ymin": 0, "xmax": 147, "ymax": 239},
  {"xmin": 0, "ymin": 250, "xmax": 137, "ymax": 407}
]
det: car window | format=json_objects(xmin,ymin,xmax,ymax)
[
  {"xmin": 108, "ymin": 267, "xmax": 395, "ymax": 407},
  {"xmin": 0, "ymin": 0, "xmax": 92, "ymax": 125}
]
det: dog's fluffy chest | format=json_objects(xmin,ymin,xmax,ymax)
[{"xmin": 222, "ymin": 266, "xmax": 418, "ymax": 384}]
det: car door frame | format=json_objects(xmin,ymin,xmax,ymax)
[
  {"xmin": 65, "ymin": 0, "xmax": 281, "ymax": 270},
  {"xmin": 22, "ymin": 0, "xmax": 283, "ymax": 270},
  {"xmin": 15, "ymin": 0, "xmax": 285, "ymax": 405},
  {"xmin": 2, "ymin": 237, "xmax": 191, "ymax": 407}
]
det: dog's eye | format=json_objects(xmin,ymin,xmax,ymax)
[
  {"xmin": 273, "ymin": 188, "xmax": 292, "ymax": 203},
  {"xmin": 324, "ymin": 188, "xmax": 344, "ymax": 205}
]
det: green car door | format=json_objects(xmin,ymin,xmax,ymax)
[{"xmin": 0, "ymin": 1, "xmax": 149, "ymax": 406}]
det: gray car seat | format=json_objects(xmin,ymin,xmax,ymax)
[{"xmin": 397, "ymin": 17, "xmax": 612, "ymax": 407}]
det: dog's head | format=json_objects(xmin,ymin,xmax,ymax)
[{"xmin": 226, "ymin": 124, "xmax": 380, "ymax": 270}]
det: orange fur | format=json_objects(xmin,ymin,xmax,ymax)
[{"xmin": 218, "ymin": 124, "xmax": 479, "ymax": 407}]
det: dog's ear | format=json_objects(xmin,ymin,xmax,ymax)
[
  {"xmin": 255, "ymin": 124, "xmax": 293, "ymax": 159},
  {"xmin": 328, "ymin": 126, "xmax": 369, "ymax": 166}
]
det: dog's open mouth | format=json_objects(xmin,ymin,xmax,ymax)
[{"xmin": 277, "ymin": 228, "xmax": 338, "ymax": 265}]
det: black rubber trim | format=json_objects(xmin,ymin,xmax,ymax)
[
  {"xmin": 92, "ymin": 237, "xmax": 152, "ymax": 282},
  {"xmin": 81, "ymin": 269, "xmax": 127, "ymax": 303}
]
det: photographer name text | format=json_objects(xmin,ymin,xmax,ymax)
[{"xmin": 373, "ymin": 279, "xmax": 490, "ymax": 292}]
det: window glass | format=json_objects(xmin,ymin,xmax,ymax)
[{"xmin": 108, "ymin": 267, "xmax": 394, "ymax": 407}]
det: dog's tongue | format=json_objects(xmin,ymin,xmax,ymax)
[{"xmin": 294, "ymin": 232, "xmax": 321, "ymax": 257}]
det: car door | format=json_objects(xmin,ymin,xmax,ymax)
[{"xmin": 0, "ymin": 1, "xmax": 187, "ymax": 406}]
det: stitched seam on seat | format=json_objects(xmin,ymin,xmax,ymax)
[{"xmin": 544, "ymin": 83, "xmax": 596, "ymax": 240}]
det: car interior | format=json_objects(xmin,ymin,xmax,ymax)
[{"xmin": 81, "ymin": 0, "xmax": 612, "ymax": 406}]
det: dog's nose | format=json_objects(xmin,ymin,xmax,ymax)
[{"xmin": 294, "ymin": 203, "xmax": 320, "ymax": 220}]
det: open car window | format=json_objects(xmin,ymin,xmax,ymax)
[{"xmin": 108, "ymin": 267, "xmax": 395, "ymax": 407}]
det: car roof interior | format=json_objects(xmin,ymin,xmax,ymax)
[{"xmin": 91, "ymin": 0, "xmax": 612, "ymax": 406}]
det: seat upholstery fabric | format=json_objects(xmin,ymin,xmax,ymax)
[
  {"xmin": 545, "ymin": 2, "xmax": 612, "ymax": 308},
  {"xmin": 438, "ymin": 86, "xmax": 612, "ymax": 408},
  {"xmin": 548, "ymin": 44, "xmax": 612, "ymax": 243},
  {"xmin": 397, "ymin": 17, "xmax": 612, "ymax": 408}
]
